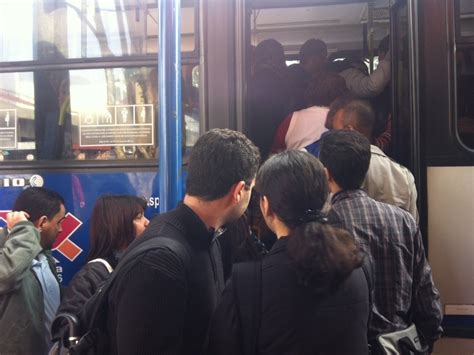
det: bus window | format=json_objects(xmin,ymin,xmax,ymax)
[
  {"xmin": 0, "ymin": 64, "xmax": 200, "ymax": 161},
  {"xmin": 0, "ymin": 0, "xmax": 196, "ymax": 62},
  {"xmin": 457, "ymin": 0, "xmax": 474, "ymax": 38},
  {"xmin": 0, "ymin": 72, "xmax": 35, "ymax": 161},
  {"xmin": 456, "ymin": 0, "xmax": 474, "ymax": 150}
]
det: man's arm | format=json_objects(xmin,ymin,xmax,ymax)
[
  {"xmin": 411, "ymin": 228, "xmax": 443, "ymax": 350},
  {"xmin": 0, "ymin": 212, "xmax": 42, "ymax": 294},
  {"xmin": 114, "ymin": 248, "xmax": 188, "ymax": 355},
  {"xmin": 405, "ymin": 170, "xmax": 419, "ymax": 223},
  {"xmin": 341, "ymin": 59, "xmax": 391, "ymax": 98}
]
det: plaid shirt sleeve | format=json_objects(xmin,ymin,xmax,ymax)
[{"xmin": 410, "ymin": 227, "xmax": 443, "ymax": 347}]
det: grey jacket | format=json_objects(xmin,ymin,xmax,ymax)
[{"xmin": 0, "ymin": 221, "xmax": 57, "ymax": 355}]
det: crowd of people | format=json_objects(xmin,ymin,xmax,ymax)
[{"xmin": 0, "ymin": 35, "xmax": 443, "ymax": 355}]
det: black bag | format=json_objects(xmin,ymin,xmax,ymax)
[
  {"xmin": 232, "ymin": 261, "xmax": 262, "ymax": 355},
  {"xmin": 50, "ymin": 236, "xmax": 189, "ymax": 355}
]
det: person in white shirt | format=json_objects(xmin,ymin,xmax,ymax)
[
  {"xmin": 272, "ymin": 72, "xmax": 348, "ymax": 155},
  {"xmin": 331, "ymin": 98, "xmax": 419, "ymax": 221}
]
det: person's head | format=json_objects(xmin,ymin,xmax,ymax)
[
  {"xmin": 325, "ymin": 93, "xmax": 356, "ymax": 129},
  {"xmin": 256, "ymin": 150, "xmax": 362, "ymax": 294},
  {"xmin": 256, "ymin": 150, "xmax": 328, "ymax": 231},
  {"xmin": 378, "ymin": 35, "xmax": 390, "ymax": 61},
  {"xmin": 12, "ymin": 187, "xmax": 66, "ymax": 250},
  {"xmin": 254, "ymin": 39, "xmax": 286, "ymax": 71},
  {"xmin": 319, "ymin": 130, "xmax": 371, "ymax": 192},
  {"xmin": 332, "ymin": 99, "xmax": 375, "ymax": 139},
  {"xmin": 186, "ymin": 129, "xmax": 260, "ymax": 224},
  {"xmin": 304, "ymin": 72, "xmax": 348, "ymax": 108},
  {"xmin": 300, "ymin": 39, "xmax": 328, "ymax": 75},
  {"xmin": 88, "ymin": 195, "xmax": 148, "ymax": 260}
]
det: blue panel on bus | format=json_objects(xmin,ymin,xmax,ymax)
[{"xmin": 0, "ymin": 170, "xmax": 174, "ymax": 285}]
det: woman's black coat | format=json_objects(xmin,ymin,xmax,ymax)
[{"xmin": 208, "ymin": 237, "xmax": 370, "ymax": 355}]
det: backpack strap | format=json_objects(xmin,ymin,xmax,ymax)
[
  {"xmin": 232, "ymin": 261, "xmax": 262, "ymax": 355},
  {"xmin": 88, "ymin": 258, "xmax": 114, "ymax": 274},
  {"xmin": 70, "ymin": 236, "xmax": 190, "ymax": 353}
]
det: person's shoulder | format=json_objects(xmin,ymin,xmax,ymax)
[
  {"xmin": 80, "ymin": 259, "xmax": 113, "ymax": 280},
  {"xmin": 122, "ymin": 236, "xmax": 191, "ymax": 281},
  {"xmin": 372, "ymin": 198, "xmax": 418, "ymax": 229}
]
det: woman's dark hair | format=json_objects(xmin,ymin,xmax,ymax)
[
  {"xmin": 256, "ymin": 150, "xmax": 362, "ymax": 294},
  {"xmin": 88, "ymin": 194, "xmax": 147, "ymax": 261}
]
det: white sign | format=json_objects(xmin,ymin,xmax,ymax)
[
  {"xmin": 79, "ymin": 104, "xmax": 154, "ymax": 147},
  {"xmin": 0, "ymin": 109, "xmax": 17, "ymax": 149}
]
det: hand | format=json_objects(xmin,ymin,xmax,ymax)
[{"xmin": 6, "ymin": 211, "xmax": 30, "ymax": 230}]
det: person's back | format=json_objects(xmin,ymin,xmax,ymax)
[
  {"xmin": 257, "ymin": 239, "xmax": 368, "ymax": 355},
  {"xmin": 320, "ymin": 130, "xmax": 442, "ymax": 351},
  {"xmin": 329, "ymin": 190, "xmax": 427, "ymax": 335},
  {"xmin": 362, "ymin": 145, "xmax": 418, "ymax": 220},
  {"xmin": 106, "ymin": 205, "xmax": 221, "ymax": 354},
  {"xmin": 246, "ymin": 39, "xmax": 295, "ymax": 159}
]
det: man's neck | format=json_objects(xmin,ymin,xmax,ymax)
[
  {"xmin": 183, "ymin": 195, "xmax": 226, "ymax": 231},
  {"xmin": 328, "ymin": 180, "xmax": 343, "ymax": 195}
]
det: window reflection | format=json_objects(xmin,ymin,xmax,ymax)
[
  {"xmin": 456, "ymin": 0, "xmax": 474, "ymax": 149},
  {"xmin": 0, "ymin": 65, "xmax": 200, "ymax": 161},
  {"xmin": 0, "ymin": 0, "xmax": 196, "ymax": 62}
]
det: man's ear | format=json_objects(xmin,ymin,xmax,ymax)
[
  {"xmin": 259, "ymin": 195, "xmax": 272, "ymax": 219},
  {"xmin": 231, "ymin": 181, "xmax": 246, "ymax": 203},
  {"xmin": 34, "ymin": 215, "xmax": 48, "ymax": 232}
]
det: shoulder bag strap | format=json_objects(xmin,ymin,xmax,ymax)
[{"xmin": 88, "ymin": 258, "xmax": 114, "ymax": 274}]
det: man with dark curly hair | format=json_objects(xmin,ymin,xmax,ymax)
[{"xmin": 106, "ymin": 129, "xmax": 260, "ymax": 355}]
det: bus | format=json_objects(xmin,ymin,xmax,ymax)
[{"xmin": 0, "ymin": 0, "xmax": 472, "ymax": 352}]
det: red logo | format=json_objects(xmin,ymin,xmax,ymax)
[
  {"xmin": 0, "ymin": 210, "xmax": 83, "ymax": 261},
  {"xmin": 53, "ymin": 213, "xmax": 83, "ymax": 261}
]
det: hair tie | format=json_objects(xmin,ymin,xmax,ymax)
[{"xmin": 298, "ymin": 209, "xmax": 328, "ymax": 225}]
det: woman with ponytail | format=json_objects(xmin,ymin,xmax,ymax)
[{"xmin": 208, "ymin": 150, "xmax": 370, "ymax": 355}]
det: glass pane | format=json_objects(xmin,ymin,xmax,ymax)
[
  {"xmin": 0, "ymin": 0, "xmax": 196, "ymax": 62},
  {"xmin": 456, "ymin": 46, "xmax": 474, "ymax": 149},
  {"xmin": 0, "ymin": 72, "xmax": 35, "ymax": 161},
  {"xmin": 251, "ymin": 4, "xmax": 389, "ymax": 55},
  {"xmin": 0, "ymin": 64, "xmax": 200, "ymax": 161},
  {"xmin": 458, "ymin": 0, "xmax": 474, "ymax": 38}
]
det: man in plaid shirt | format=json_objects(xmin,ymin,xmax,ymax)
[{"xmin": 320, "ymin": 130, "xmax": 443, "ymax": 352}]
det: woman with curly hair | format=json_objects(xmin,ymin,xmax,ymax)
[{"xmin": 208, "ymin": 150, "xmax": 370, "ymax": 355}]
